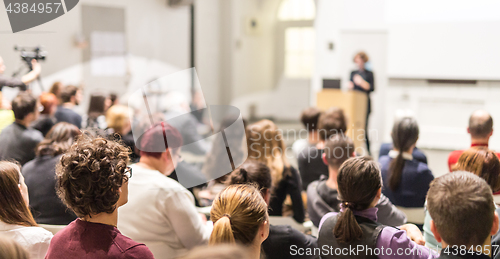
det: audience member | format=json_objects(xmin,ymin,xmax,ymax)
[
  {"xmin": 209, "ymin": 184, "xmax": 269, "ymax": 259},
  {"xmin": 318, "ymin": 157, "xmax": 435, "ymax": 259},
  {"xmin": 448, "ymin": 110, "xmax": 500, "ymax": 171},
  {"xmin": 307, "ymin": 134, "xmax": 406, "ymax": 227},
  {"xmin": 0, "ymin": 92, "xmax": 43, "ymax": 165},
  {"xmin": 0, "ymin": 236, "xmax": 30, "ymax": 259},
  {"xmin": 0, "ymin": 56, "xmax": 41, "ymax": 90},
  {"xmin": 48, "ymin": 81, "xmax": 63, "ymax": 104},
  {"xmin": 0, "ymin": 161, "xmax": 53, "ymax": 259},
  {"xmin": 54, "ymin": 85, "xmax": 82, "ymax": 128},
  {"xmin": 118, "ymin": 122, "xmax": 210, "ymax": 259},
  {"xmin": 423, "ymin": 147, "xmax": 500, "ymax": 250},
  {"xmin": 380, "ymin": 116, "xmax": 434, "ymax": 207},
  {"xmin": 427, "ymin": 172, "xmax": 498, "ymax": 258},
  {"xmin": 45, "ymin": 136, "xmax": 154, "ymax": 259},
  {"xmin": 298, "ymin": 107, "xmax": 347, "ymax": 190},
  {"xmin": 246, "ymin": 119, "xmax": 305, "ymax": 223},
  {"xmin": 32, "ymin": 93, "xmax": 58, "ymax": 136},
  {"xmin": 0, "ymin": 92, "xmax": 15, "ymax": 133},
  {"xmin": 83, "ymin": 93, "xmax": 110, "ymax": 129},
  {"xmin": 379, "ymin": 143, "xmax": 427, "ymax": 164},
  {"xmin": 109, "ymin": 93, "xmax": 119, "ymax": 106},
  {"xmin": 226, "ymin": 160, "xmax": 318, "ymax": 259},
  {"xmin": 106, "ymin": 104, "xmax": 138, "ymax": 161},
  {"xmin": 181, "ymin": 244, "xmax": 251, "ymax": 259},
  {"xmin": 292, "ymin": 107, "xmax": 322, "ymax": 156},
  {"xmin": 22, "ymin": 122, "xmax": 80, "ymax": 225}
]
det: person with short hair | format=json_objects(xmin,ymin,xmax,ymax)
[
  {"xmin": 210, "ymin": 184, "xmax": 269, "ymax": 259},
  {"xmin": 105, "ymin": 104, "xmax": 137, "ymax": 161},
  {"xmin": 117, "ymin": 122, "xmax": 210, "ymax": 259},
  {"xmin": 54, "ymin": 85, "xmax": 82, "ymax": 128},
  {"xmin": 292, "ymin": 107, "xmax": 322, "ymax": 156},
  {"xmin": 307, "ymin": 134, "xmax": 406, "ymax": 227},
  {"xmin": 427, "ymin": 172, "xmax": 498, "ymax": 258},
  {"xmin": 298, "ymin": 107, "xmax": 347, "ymax": 190},
  {"xmin": 31, "ymin": 92, "xmax": 58, "ymax": 136},
  {"xmin": 448, "ymin": 110, "xmax": 500, "ymax": 171},
  {"xmin": 0, "ymin": 92, "xmax": 43, "ymax": 165},
  {"xmin": 45, "ymin": 136, "xmax": 154, "ymax": 259},
  {"xmin": 379, "ymin": 116, "xmax": 434, "ymax": 208},
  {"xmin": 318, "ymin": 157, "xmax": 436, "ymax": 259},
  {"xmin": 0, "ymin": 161, "xmax": 53, "ymax": 259},
  {"xmin": 22, "ymin": 122, "xmax": 81, "ymax": 225},
  {"xmin": 226, "ymin": 160, "xmax": 318, "ymax": 259},
  {"xmin": 246, "ymin": 119, "xmax": 305, "ymax": 223}
]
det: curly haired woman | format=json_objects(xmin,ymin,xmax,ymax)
[{"xmin": 44, "ymin": 136, "xmax": 154, "ymax": 259}]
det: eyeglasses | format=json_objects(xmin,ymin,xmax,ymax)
[{"xmin": 124, "ymin": 166, "xmax": 132, "ymax": 181}]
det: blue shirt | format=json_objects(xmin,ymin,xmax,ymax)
[{"xmin": 379, "ymin": 155, "xmax": 434, "ymax": 208}]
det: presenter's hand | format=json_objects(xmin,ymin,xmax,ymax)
[
  {"xmin": 353, "ymin": 74, "xmax": 365, "ymax": 85},
  {"xmin": 399, "ymin": 224, "xmax": 425, "ymax": 246},
  {"xmin": 347, "ymin": 81, "xmax": 354, "ymax": 90}
]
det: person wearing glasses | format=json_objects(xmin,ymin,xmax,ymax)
[
  {"xmin": 118, "ymin": 122, "xmax": 211, "ymax": 259},
  {"xmin": 45, "ymin": 136, "xmax": 154, "ymax": 259}
]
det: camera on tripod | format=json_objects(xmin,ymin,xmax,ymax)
[{"xmin": 14, "ymin": 45, "xmax": 47, "ymax": 69}]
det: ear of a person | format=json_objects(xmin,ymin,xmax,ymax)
[
  {"xmin": 430, "ymin": 220, "xmax": 442, "ymax": 243},
  {"xmin": 259, "ymin": 220, "xmax": 269, "ymax": 242},
  {"xmin": 322, "ymin": 153, "xmax": 328, "ymax": 165},
  {"xmin": 467, "ymin": 127, "xmax": 470, "ymax": 134},
  {"xmin": 376, "ymin": 188, "xmax": 382, "ymax": 199},
  {"xmin": 491, "ymin": 211, "xmax": 499, "ymax": 236}
]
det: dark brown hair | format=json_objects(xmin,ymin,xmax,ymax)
[
  {"xmin": 324, "ymin": 134, "xmax": 355, "ymax": 168},
  {"xmin": 427, "ymin": 171, "xmax": 495, "ymax": 247},
  {"xmin": 334, "ymin": 157, "xmax": 382, "ymax": 243},
  {"xmin": 388, "ymin": 117, "xmax": 419, "ymax": 191},
  {"xmin": 0, "ymin": 161, "xmax": 37, "ymax": 227},
  {"xmin": 469, "ymin": 110, "xmax": 493, "ymax": 139},
  {"xmin": 36, "ymin": 122, "xmax": 81, "ymax": 156},
  {"xmin": 60, "ymin": 85, "xmax": 79, "ymax": 103},
  {"xmin": 226, "ymin": 160, "xmax": 272, "ymax": 195},
  {"xmin": 317, "ymin": 107, "xmax": 347, "ymax": 140},
  {"xmin": 137, "ymin": 122, "xmax": 183, "ymax": 159},
  {"xmin": 56, "ymin": 136, "xmax": 130, "ymax": 217},
  {"xmin": 11, "ymin": 92, "xmax": 37, "ymax": 120},
  {"xmin": 453, "ymin": 146, "xmax": 500, "ymax": 192},
  {"xmin": 87, "ymin": 94, "xmax": 107, "ymax": 118},
  {"xmin": 0, "ymin": 236, "xmax": 30, "ymax": 259},
  {"xmin": 300, "ymin": 107, "xmax": 322, "ymax": 132},
  {"xmin": 210, "ymin": 184, "xmax": 268, "ymax": 246}
]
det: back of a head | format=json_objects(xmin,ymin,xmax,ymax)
[
  {"xmin": 136, "ymin": 122, "xmax": 183, "ymax": 158},
  {"xmin": 60, "ymin": 85, "xmax": 78, "ymax": 104},
  {"xmin": 87, "ymin": 94, "xmax": 107, "ymax": 117},
  {"xmin": 245, "ymin": 119, "xmax": 289, "ymax": 188},
  {"xmin": 106, "ymin": 104, "xmax": 130, "ymax": 134},
  {"xmin": 181, "ymin": 244, "xmax": 251, "ymax": 259},
  {"xmin": 334, "ymin": 157, "xmax": 382, "ymax": 243},
  {"xmin": 453, "ymin": 146, "xmax": 500, "ymax": 192},
  {"xmin": 0, "ymin": 236, "xmax": 30, "ymax": 259},
  {"xmin": 56, "ymin": 135, "xmax": 130, "ymax": 218},
  {"xmin": 469, "ymin": 110, "xmax": 493, "ymax": 139},
  {"xmin": 210, "ymin": 184, "xmax": 268, "ymax": 246},
  {"xmin": 12, "ymin": 92, "xmax": 37, "ymax": 120},
  {"xmin": 0, "ymin": 161, "xmax": 36, "ymax": 227},
  {"xmin": 226, "ymin": 160, "xmax": 272, "ymax": 194},
  {"xmin": 427, "ymin": 171, "xmax": 495, "ymax": 247},
  {"xmin": 39, "ymin": 93, "xmax": 58, "ymax": 115},
  {"xmin": 300, "ymin": 107, "xmax": 322, "ymax": 132},
  {"xmin": 36, "ymin": 122, "xmax": 81, "ymax": 157},
  {"xmin": 317, "ymin": 107, "xmax": 347, "ymax": 140},
  {"xmin": 324, "ymin": 134, "xmax": 355, "ymax": 168},
  {"xmin": 389, "ymin": 116, "xmax": 419, "ymax": 191}
]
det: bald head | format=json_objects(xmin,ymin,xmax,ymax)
[{"xmin": 468, "ymin": 110, "xmax": 493, "ymax": 139}]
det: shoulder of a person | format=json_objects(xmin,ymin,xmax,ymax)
[
  {"xmin": 448, "ymin": 150, "xmax": 463, "ymax": 159},
  {"xmin": 378, "ymin": 155, "xmax": 391, "ymax": 166},
  {"xmin": 17, "ymin": 226, "xmax": 53, "ymax": 242},
  {"xmin": 113, "ymin": 232, "xmax": 152, "ymax": 255},
  {"xmin": 414, "ymin": 161, "xmax": 432, "ymax": 174}
]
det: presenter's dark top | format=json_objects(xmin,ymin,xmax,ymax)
[{"xmin": 350, "ymin": 69, "xmax": 375, "ymax": 113}]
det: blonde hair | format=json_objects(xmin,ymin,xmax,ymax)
[
  {"xmin": 106, "ymin": 105, "xmax": 130, "ymax": 134},
  {"xmin": 353, "ymin": 51, "xmax": 369, "ymax": 63},
  {"xmin": 246, "ymin": 120, "xmax": 290, "ymax": 189},
  {"xmin": 209, "ymin": 184, "xmax": 268, "ymax": 246},
  {"xmin": 0, "ymin": 236, "xmax": 30, "ymax": 259}
]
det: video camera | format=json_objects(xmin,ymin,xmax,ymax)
[{"xmin": 14, "ymin": 45, "xmax": 47, "ymax": 69}]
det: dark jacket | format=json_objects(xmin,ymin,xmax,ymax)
[
  {"xmin": 0, "ymin": 122, "xmax": 43, "ymax": 165},
  {"xmin": 298, "ymin": 146, "xmax": 328, "ymax": 191},
  {"xmin": 269, "ymin": 167, "xmax": 305, "ymax": 223},
  {"xmin": 263, "ymin": 224, "xmax": 318, "ymax": 259},
  {"xmin": 379, "ymin": 143, "xmax": 428, "ymax": 164}
]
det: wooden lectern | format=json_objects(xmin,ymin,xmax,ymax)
[{"xmin": 316, "ymin": 89, "xmax": 368, "ymax": 150}]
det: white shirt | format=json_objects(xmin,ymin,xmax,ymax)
[
  {"xmin": 0, "ymin": 220, "xmax": 53, "ymax": 259},
  {"xmin": 118, "ymin": 164, "xmax": 210, "ymax": 259}
]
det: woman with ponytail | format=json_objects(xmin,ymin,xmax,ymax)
[
  {"xmin": 379, "ymin": 116, "xmax": 434, "ymax": 208},
  {"xmin": 210, "ymin": 184, "xmax": 269, "ymax": 259},
  {"xmin": 246, "ymin": 120, "xmax": 305, "ymax": 223},
  {"xmin": 318, "ymin": 157, "xmax": 437, "ymax": 259}
]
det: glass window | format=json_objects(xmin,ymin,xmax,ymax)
[
  {"xmin": 278, "ymin": 0, "xmax": 315, "ymax": 21},
  {"xmin": 284, "ymin": 27, "xmax": 315, "ymax": 78}
]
